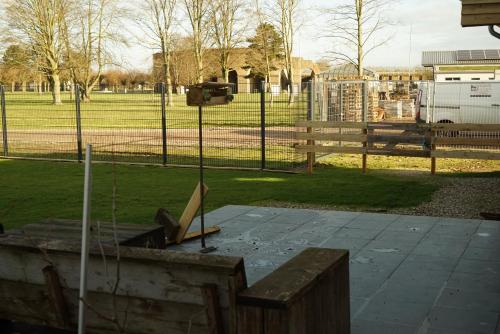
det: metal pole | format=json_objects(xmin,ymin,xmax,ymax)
[
  {"xmin": 78, "ymin": 144, "xmax": 93, "ymax": 334},
  {"xmin": 1, "ymin": 86, "xmax": 8, "ymax": 156},
  {"xmin": 161, "ymin": 83, "xmax": 167, "ymax": 165},
  {"xmin": 198, "ymin": 105, "xmax": 206, "ymax": 249},
  {"xmin": 75, "ymin": 85, "xmax": 83, "ymax": 162},
  {"xmin": 260, "ymin": 81, "xmax": 266, "ymax": 170}
]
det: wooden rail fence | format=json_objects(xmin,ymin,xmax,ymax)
[{"xmin": 296, "ymin": 121, "xmax": 500, "ymax": 174}]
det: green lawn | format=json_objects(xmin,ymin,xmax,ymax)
[{"xmin": 0, "ymin": 159, "xmax": 439, "ymax": 230}]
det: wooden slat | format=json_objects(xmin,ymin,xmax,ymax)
[
  {"xmin": 295, "ymin": 121, "xmax": 367, "ymax": 129},
  {"xmin": 367, "ymin": 122, "xmax": 427, "ymax": 131},
  {"xmin": 462, "ymin": 13, "xmax": 500, "ymax": 26},
  {"xmin": 296, "ymin": 132, "xmax": 366, "ymax": 142},
  {"xmin": 431, "ymin": 150, "xmax": 500, "ymax": 160},
  {"xmin": 176, "ymin": 182, "xmax": 209, "ymax": 244},
  {"xmin": 295, "ymin": 145, "xmax": 366, "ymax": 154},
  {"xmin": 463, "ymin": 3, "xmax": 500, "ymax": 14},
  {"xmin": 369, "ymin": 135, "xmax": 425, "ymax": 145},
  {"xmin": 432, "ymin": 123, "xmax": 500, "ymax": 132},
  {"xmin": 432, "ymin": 137, "xmax": 500, "ymax": 146},
  {"xmin": 367, "ymin": 149, "xmax": 430, "ymax": 158}
]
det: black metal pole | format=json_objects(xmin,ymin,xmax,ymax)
[
  {"xmin": 260, "ymin": 81, "xmax": 266, "ymax": 170},
  {"xmin": 75, "ymin": 85, "xmax": 83, "ymax": 162},
  {"xmin": 161, "ymin": 83, "xmax": 167, "ymax": 165},
  {"xmin": 199, "ymin": 105, "xmax": 206, "ymax": 249},
  {"xmin": 1, "ymin": 86, "xmax": 8, "ymax": 157}
]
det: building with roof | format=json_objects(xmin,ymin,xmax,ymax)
[
  {"xmin": 422, "ymin": 49, "xmax": 500, "ymax": 82},
  {"xmin": 153, "ymin": 48, "xmax": 319, "ymax": 94}
]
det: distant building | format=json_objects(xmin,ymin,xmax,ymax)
[
  {"xmin": 153, "ymin": 48, "xmax": 319, "ymax": 93},
  {"xmin": 422, "ymin": 49, "xmax": 500, "ymax": 82}
]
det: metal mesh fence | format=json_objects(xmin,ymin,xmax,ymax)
[{"xmin": 0, "ymin": 83, "xmax": 306, "ymax": 170}]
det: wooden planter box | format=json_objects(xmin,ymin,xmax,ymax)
[{"xmin": 462, "ymin": 0, "xmax": 500, "ymax": 26}]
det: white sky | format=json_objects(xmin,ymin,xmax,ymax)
[
  {"xmin": 2, "ymin": 0, "xmax": 498, "ymax": 70},
  {"xmin": 124, "ymin": 0, "xmax": 498, "ymax": 70}
]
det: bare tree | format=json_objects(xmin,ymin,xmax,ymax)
[
  {"xmin": 274, "ymin": 0, "xmax": 300, "ymax": 105},
  {"xmin": 209, "ymin": 0, "xmax": 246, "ymax": 83},
  {"xmin": 138, "ymin": 0, "xmax": 177, "ymax": 106},
  {"xmin": 324, "ymin": 0, "xmax": 392, "ymax": 77},
  {"xmin": 62, "ymin": 0, "xmax": 126, "ymax": 102},
  {"xmin": 5, "ymin": 0, "xmax": 68, "ymax": 104},
  {"xmin": 183, "ymin": 0, "xmax": 210, "ymax": 83}
]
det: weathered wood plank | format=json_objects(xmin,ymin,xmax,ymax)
[
  {"xmin": 463, "ymin": 3, "xmax": 500, "ymax": 14},
  {"xmin": 296, "ymin": 132, "xmax": 366, "ymax": 142},
  {"xmin": 431, "ymin": 150, "xmax": 500, "ymax": 160},
  {"xmin": 368, "ymin": 149, "xmax": 430, "ymax": 158},
  {"xmin": 432, "ymin": 137, "xmax": 500, "ymax": 146},
  {"xmin": 42, "ymin": 266, "xmax": 71, "ymax": 329},
  {"xmin": 176, "ymin": 182, "xmax": 209, "ymax": 244},
  {"xmin": 295, "ymin": 121, "xmax": 367, "ymax": 129},
  {"xmin": 431, "ymin": 123, "xmax": 500, "ymax": 132},
  {"xmin": 295, "ymin": 145, "xmax": 366, "ymax": 155},
  {"xmin": 369, "ymin": 134, "xmax": 426, "ymax": 145},
  {"xmin": 237, "ymin": 248, "xmax": 348, "ymax": 309},
  {"xmin": 202, "ymin": 284, "xmax": 224, "ymax": 334}
]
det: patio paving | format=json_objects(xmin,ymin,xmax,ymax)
[{"xmin": 170, "ymin": 205, "xmax": 500, "ymax": 334}]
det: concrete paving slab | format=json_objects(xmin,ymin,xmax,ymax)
[{"xmin": 170, "ymin": 205, "xmax": 500, "ymax": 333}]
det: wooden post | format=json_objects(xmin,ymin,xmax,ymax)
[
  {"xmin": 362, "ymin": 126, "xmax": 368, "ymax": 174},
  {"xmin": 307, "ymin": 126, "xmax": 314, "ymax": 175},
  {"xmin": 202, "ymin": 284, "xmax": 224, "ymax": 334}
]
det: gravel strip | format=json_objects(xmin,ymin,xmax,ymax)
[{"xmin": 391, "ymin": 177, "xmax": 500, "ymax": 219}]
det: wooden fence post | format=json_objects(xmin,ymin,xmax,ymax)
[
  {"xmin": 307, "ymin": 126, "xmax": 314, "ymax": 174},
  {"xmin": 362, "ymin": 125, "xmax": 367, "ymax": 173}
]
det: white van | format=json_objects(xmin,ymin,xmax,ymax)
[{"xmin": 419, "ymin": 82, "xmax": 500, "ymax": 124}]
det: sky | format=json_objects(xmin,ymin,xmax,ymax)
[{"xmin": 1, "ymin": 0, "xmax": 497, "ymax": 71}]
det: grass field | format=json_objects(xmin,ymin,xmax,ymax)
[
  {"xmin": 0, "ymin": 159, "xmax": 442, "ymax": 230},
  {"xmin": 3, "ymin": 91, "xmax": 307, "ymax": 129}
]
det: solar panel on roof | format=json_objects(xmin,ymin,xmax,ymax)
[
  {"xmin": 484, "ymin": 50, "xmax": 500, "ymax": 60},
  {"xmin": 457, "ymin": 50, "xmax": 471, "ymax": 61},
  {"xmin": 470, "ymin": 50, "xmax": 486, "ymax": 60}
]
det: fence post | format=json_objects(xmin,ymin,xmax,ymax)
[
  {"xmin": 161, "ymin": 83, "xmax": 167, "ymax": 165},
  {"xmin": 0, "ymin": 86, "xmax": 8, "ymax": 157},
  {"xmin": 75, "ymin": 85, "xmax": 83, "ymax": 162},
  {"xmin": 260, "ymin": 81, "xmax": 266, "ymax": 170},
  {"xmin": 306, "ymin": 81, "xmax": 315, "ymax": 174},
  {"xmin": 362, "ymin": 81, "xmax": 368, "ymax": 173}
]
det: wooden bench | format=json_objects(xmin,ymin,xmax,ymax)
[{"xmin": 0, "ymin": 234, "xmax": 350, "ymax": 334}]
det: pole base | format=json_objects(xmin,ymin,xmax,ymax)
[{"xmin": 200, "ymin": 246, "xmax": 217, "ymax": 254}]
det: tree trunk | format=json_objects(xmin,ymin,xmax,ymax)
[{"xmin": 51, "ymin": 74, "xmax": 62, "ymax": 105}]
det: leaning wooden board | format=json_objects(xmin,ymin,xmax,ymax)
[{"xmin": 0, "ymin": 234, "xmax": 247, "ymax": 334}]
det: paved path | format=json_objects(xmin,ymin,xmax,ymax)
[{"xmin": 171, "ymin": 205, "xmax": 500, "ymax": 334}]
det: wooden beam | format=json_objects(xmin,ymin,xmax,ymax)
[
  {"xmin": 175, "ymin": 182, "xmax": 209, "ymax": 244},
  {"xmin": 202, "ymin": 284, "xmax": 224, "ymax": 334},
  {"xmin": 432, "ymin": 123, "xmax": 500, "ymax": 132},
  {"xmin": 432, "ymin": 137, "xmax": 500, "ymax": 146},
  {"xmin": 295, "ymin": 145, "xmax": 366, "ymax": 154},
  {"xmin": 295, "ymin": 121, "xmax": 367, "ymax": 129},
  {"xmin": 42, "ymin": 265, "xmax": 71, "ymax": 329},
  {"xmin": 431, "ymin": 150, "xmax": 500, "ymax": 160},
  {"xmin": 296, "ymin": 132, "xmax": 366, "ymax": 142}
]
